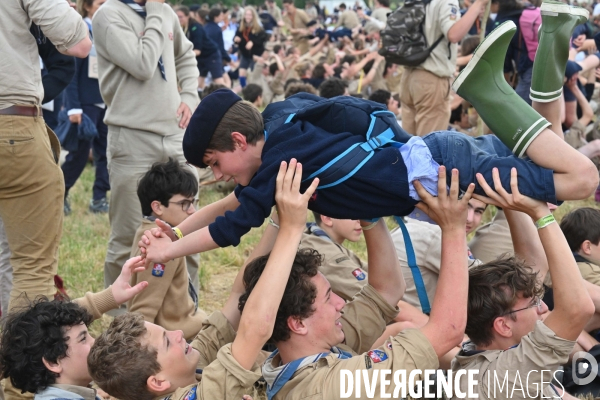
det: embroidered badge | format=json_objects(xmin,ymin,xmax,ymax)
[
  {"xmin": 364, "ymin": 355, "xmax": 373, "ymax": 369},
  {"xmin": 183, "ymin": 386, "xmax": 197, "ymax": 400},
  {"xmin": 152, "ymin": 263, "xmax": 165, "ymax": 277},
  {"xmin": 352, "ymin": 268, "xmax": 366, "ymax": 281},
  {"xmin": 335, "ymin": 256, "xmax": 349, "ymax": 263},
  {"xmin": 367, "ymin": 349, "xmax": 388, "ymax": 363}
]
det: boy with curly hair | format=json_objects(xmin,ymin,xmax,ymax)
[{"xmin": 0, "ymin": 258, "xmax": 147, "ymax": 400}]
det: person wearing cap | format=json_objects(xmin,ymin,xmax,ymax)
[
  {"xmin": 92, "ymin": 0, "xmax": 201, "ymax": 298},
  {"xmin": 0, "ymin": 0, "xmax": 90, "ymax": 321}
]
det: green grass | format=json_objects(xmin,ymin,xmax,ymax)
[{"xmin": 61, "ymin": 164, "xmax": 600, "ymax": 337}]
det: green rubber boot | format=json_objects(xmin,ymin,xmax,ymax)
[
  {"xmin": 452, "ymin": 21, "xmax": 550, "ymax": 157},
  {"xmin": 530, "ymin": 1, "xmax": 589, "ymax": 102}
]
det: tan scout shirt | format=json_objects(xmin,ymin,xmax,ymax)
[
  {"xmin": 420, "ymin": 0, "xmax": 460, "ymax": 77},
  {"xmin": 469, "ymin": 210, "xmax": 515, "ymax": 264},
  {"xmin": 269, "ymin": 4, "xmax": 283, "ymax": 22},
  {"xmin": 576, "ymin": 258, "xmax": 600, "ymax": 287},
  {"xmin": 300, "ymin": 230, "xmax": 368, "ymax": 302},
  {"xmin": 392, "ymin": 218, "xmax": 480, "ymax": 312},
  {"xmin": 74, "ymin": 287, "xmax": 119, "ymax": 320},
  {"xmin": 336, "ymin": 10, "xmax": 361, "ymax": 29},
  {"xmin": 451, "ymin": 321, "xmax": 575, "ymax": 400},
  {"xmin": 129, "ymin": 219, "xmax": 207, "ymax": 341},
  {"xmin": 0, "ymin": 0, "xmax": 88, "ymax": 108},
  {"xmin": 283, "ymin": 8, "xmax": 310, "ymax": 52},
  {"xmin": 370, "ymin": 7, "xmax": 392, "ymax": 24}
]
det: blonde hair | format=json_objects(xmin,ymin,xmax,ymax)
[
  {"xmin": 76, "ymin": 0, "xmax": 94, "ymax": 18},
  {"xmin": 240, "ymin": 7, "xmax": 263, "ymax": 34}
]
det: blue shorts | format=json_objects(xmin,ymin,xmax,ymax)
[
  {"xmin": 198, "ymin": 52, "xmax": 223, "ymax": 79},
  {"xmin": 239, "ymin": 54, "xmax": 255, "ymax": 70},
  {"xmin": 422, "ymin": 131, "xmax": 557, "ymax": 204}
]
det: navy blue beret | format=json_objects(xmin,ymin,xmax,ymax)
[{"xmin": 183, "ymin": 89, "xmax": 242, "ymax": 168}]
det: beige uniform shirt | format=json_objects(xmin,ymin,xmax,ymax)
[
  {"xmin": 283, "ymin": 8, "xmax": 310, "ymax": 53},
  {"xmin": 128, "ymin": 219, "xmax": 207, "ymax": 341},
  {"xmin": 337, "ymin": 10, "xmax": 361, "ymax": 29},
  {"xmin": 247, "ymin": 62, "xmax": 285, "ymax": 105},
  {"xmin": 565, "ymin": 120, "xmax": 600, "ymax": 167},
  {"xmin": 420, "ymin": 0, "xmax": 460, "ymax": 77},
  {"xmin": 74, "ymin": 287, "xmax": 119, "ymax": 320},
  {"xmin": 392, "ymin": 218, "xmax": 480, "ymax": 312},
  {"xmin": 0, "ymin": 0, "xmax": 88, "ymax": 108},
  {"xmin": 269, "ymin": 4, "xmax": 283, "ymax": 22},
  {"xmin": 577, "ymin": 258, "xmax": 600, "ymax": 286},
  {"xmin": 266, "ymin": 287, "xmax": 437, "ymax": 399},
  {"xmin": 299, "ymin": 228, "xmax": 368, "ymax": 302},
  {"xmin": 158, "ymin": 312, "xmax": 262, "ymax": 400},
  {"xmin": 469, "ymin": 210, "xmax": 515, "ymax": 264},
  {"xmin": 370, "ymin": 7, "xmax": 392, "ymax": 24},
  {"xmin": 451, "ymin": 321, "xmax": 575, "ymax": 399}
]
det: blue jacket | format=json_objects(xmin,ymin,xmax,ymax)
[
  {"xmin": 204, "ymin": 21, "xmax": 231, "ymax": 62},
  {"xmin": 208, "ymin": 95, "xmax": 416, "ymax": 247},
  {"xmin": 186, "ymin": 20, "xmax": 218, "ymax": 59}
]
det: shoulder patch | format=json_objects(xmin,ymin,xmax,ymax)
[
  {"xmin": 183, "ymin": 386, "xmax": 197, "ymax": 400},
  {"xmin": 367, "ymin": 349, "xmax": 388, "ymax": 363},
  {"xmin": 152, "ymin": 263, "xmax": 165, "ymax": 277},
  {"xmin": 335, "ymin": 256, "xmax": 350, "ymax": 263},
  {"xmin": 352, "ymin": 268, "xmax": 366, "ymax": 281}
]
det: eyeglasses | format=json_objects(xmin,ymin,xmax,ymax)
[
  {"xmin": 169, "ymin": 199, "xmax": 198, "ymax": 212},
  {"xmin": 504, "ymin": 298, "xmax": 543, "ymax": 315}
]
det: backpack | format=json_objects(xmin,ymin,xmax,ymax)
[
  {"xmin": 262, "ymin": 94, "xmax": 433, "ymax": 313},
  {"xmin": 519, "ymin": 5, "xmax": 541, "ymax": 62},
  {"xmin": 378, "ymin": 0, "xmax": 444, "ymax": 67}
]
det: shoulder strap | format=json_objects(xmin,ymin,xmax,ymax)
[{"xmin": 394, "ymin": 216, "xmax": 431, "ymax": 314}]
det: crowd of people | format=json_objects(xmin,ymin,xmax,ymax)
[{"xmin": 4, "ymin": 0, "xmax": 600, "ymax": 399}]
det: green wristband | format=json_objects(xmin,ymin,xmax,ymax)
[{"xmin": 535, "ymin": 214, "xmax": 556, "ymax": 230}]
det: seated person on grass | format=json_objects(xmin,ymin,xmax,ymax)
[
  {"xmin": 138, "ymin": 9, "xmax": 598, "ymax": 267},
  {"xmin": 300, "ymin": 212, "xmax": 367, "ymax": 302},
  {"xmin": 0, "ymin": 258, "xmax": 148, "ymax": 400},
  {"xmin": 451, "ymin": 168, "xmax": 594, "ymax": 400},
  {"xmin": 87, "ymin": 160, "xmax": 319, "ymax": 400},
  {"xmin": 239, "ymin": 167, "xmax": 475, "ymax": 399},
  {"xmin": 128, "ymin": 158, "xmax": 207, "ymax": 341}
]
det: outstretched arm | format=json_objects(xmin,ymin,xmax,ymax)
[
  {"xmin": 418, "ymin": 167, "xmax": 475, "ymax": 358},
  {"xmin": 232, "ymin": 160, "xmax": 318, "ymax": 369}
]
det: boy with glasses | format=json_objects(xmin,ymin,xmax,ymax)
[
  {"xmin": 451, "ymin": 169, "xmax": 594, "ymax": 399},
  {"xmin": 128, "ymin": 158, "xmax": 207, "ymax": 340}
]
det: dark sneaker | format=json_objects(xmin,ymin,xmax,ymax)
[
  {"xmin": 64, "ymin": 197, "xmax": 71, "ymax": 216},
  {"xmin": 89, "ymin": 197, "xmax": 109, "ymax": 214}
]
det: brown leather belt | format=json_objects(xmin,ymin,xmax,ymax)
[{"xmin": 0, "ymin": 105, "xmax": 42, "ymax": 117}]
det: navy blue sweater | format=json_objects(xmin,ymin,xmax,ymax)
[
  {"xmin": 208, "ymin": 119, "xmax": 416, "ymax": 248},
  {"xmin": 186, "ymin": 21, "xmax": 218, "ymax": 59},
  {"xmin": 64, "ymin": 54, "xmax": 104, "ymax": 109},
  {"xmin": 204, "ymin": 21, "xmax": 231, "ymax": 62}
]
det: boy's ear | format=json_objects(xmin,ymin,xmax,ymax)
[
  {"xmin": 492, "ymin": 316, "xmax": 513, "ymax": 339},
  {"xmin": 581, "ymin": 240, "xmax": 592, "ymax": 256},
  {"xmin": 42, "ymin": 357, "xmax": 62, "ymax": 375},
  {"xmin": 151, "ymin": 200, "xmax": 164, "ymax": 217},
  {"xmin": 287, "ymin": 316, "xmax": 308, "ymax": 336},
  {"xmin": 147, "ymin": 375, "xmax": 172, "ymax": 394},
  {"xmin": 231, "ymin": 131, "xmax": 249, "ymax": 150},
  {"xmin": 320, "ymin": 215, "xmax": 334, "ymax": 228}
]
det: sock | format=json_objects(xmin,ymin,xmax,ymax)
[{"xmin": 240, "ymin": 76, "xmax": 247, "ymax": 88}]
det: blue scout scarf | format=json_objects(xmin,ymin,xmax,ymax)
[
  {"xmin": 118, "ymin": 0, "xmax": 167, "ymax": 81},
  {"xmin": 262, "ymin": 347, "xmax": 353, "ymax": 400}
]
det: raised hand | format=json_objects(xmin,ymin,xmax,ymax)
[
  {"xmin": 111, "ymin": 256, "xmax": 148, "ymax": 304},
  {"xmin": 414, "ymin": 166, "xmax": 475, "ymax": 231},
  {"xmin": 274, "ymin": 159, "xmax": 319, "ymax": 231}
]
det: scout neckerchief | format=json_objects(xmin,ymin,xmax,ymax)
[
  {"xmin": 118, "ymin": 0, "xmax": 167, "ymax": 81},
  {"xmin": 143, "ymin": 216, "xmax": 198, "ymax": 309},
  {"xmin": 262, "ymin": 347, "xmax": 353, "ymax": 400},
  {"xmin": 305, "ymin": 222, "xmax": 332, "ymax": 241}
]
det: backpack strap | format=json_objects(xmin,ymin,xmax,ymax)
[
  {"xmin": 394, "ymin": 216, "xmax": 431, "ymax": 314},
  {"xmin": 299, "ymin": 111, "xmax": 404, "ymax": 189}
]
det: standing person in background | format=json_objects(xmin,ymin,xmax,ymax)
[
  {"xmin": 0, "ymin": 1, "xmax": 89, "ymax": 398},
  {"xmin": 335, "ymin": 3, "xmax": 360, "ymax": 29},
  {"xmin": 176, "ymin": 5, "xmax": 225, "ymax": 89},
  {"xmin": 235, "ymin": 7, "xmax": 268, "ymax": 88},
  {"xmin": 62, "ymin": 0, "xmax": 111, "ymax": 216},
  {"xmin": 0, "ymin": 0, "xmax": 90, "ymax": 313},
  {"xmin": 283, "ymin": 0, "xmax": 311, "ymax": 55},
  {"xmin": 93, "ymin": 0, "xmax": 201, "ymax": 302},
  {"xmin": 399, "ymin": 0, "xmax": 490, "ymax": 136},
  {"xmin": 205, "ymin": 7, "xmax": 232, "ymax": 87}
]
